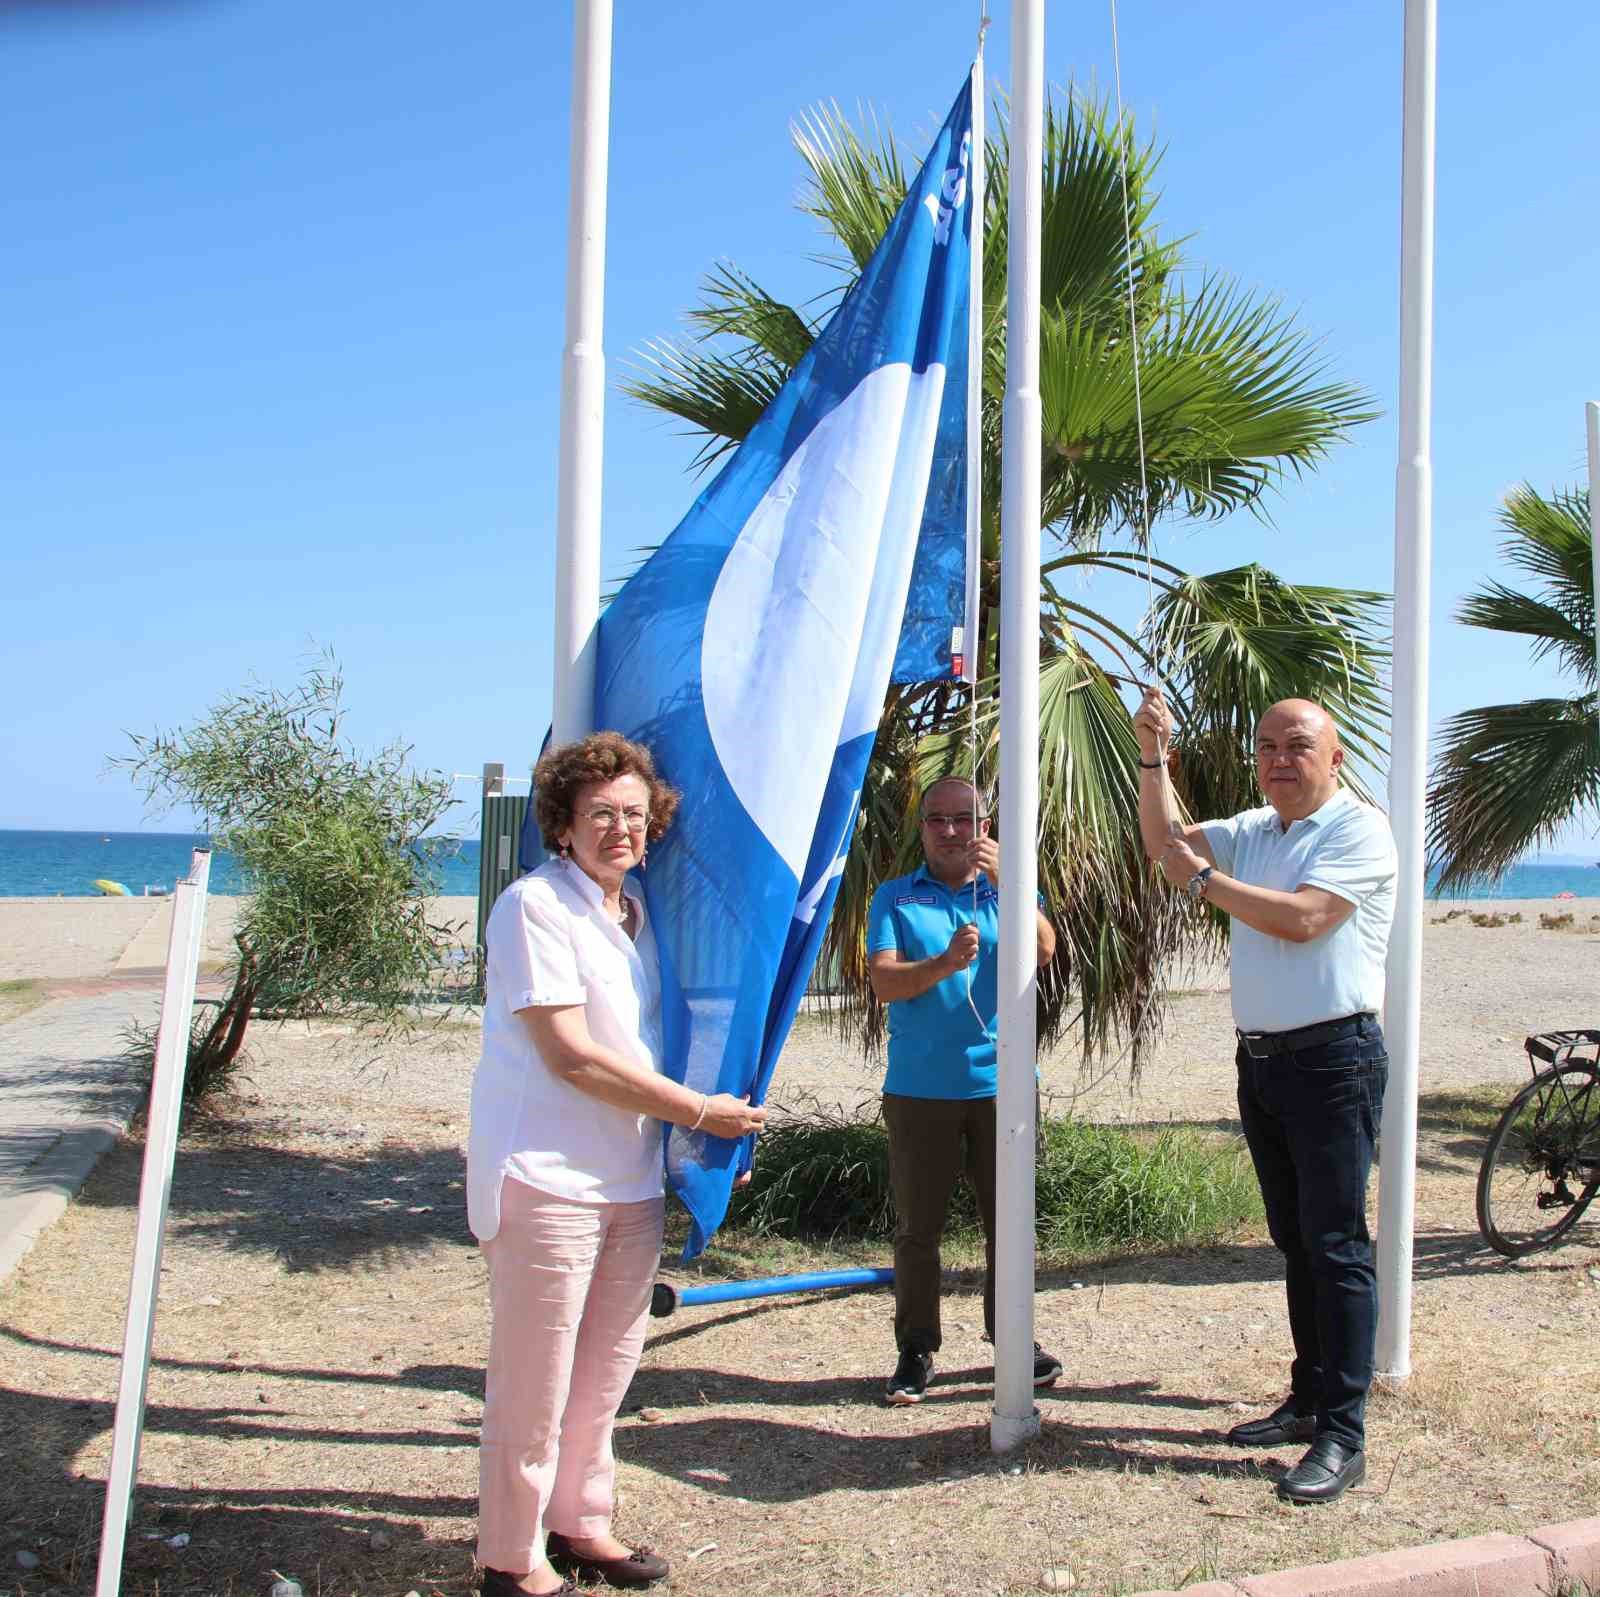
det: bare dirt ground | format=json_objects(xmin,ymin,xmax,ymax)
[{"xmin": 2, "ymin": 907, "xmax": 1598, "ymax": 1597}]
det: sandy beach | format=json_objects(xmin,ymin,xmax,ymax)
[{"xmin": 0, "ymin": 894, "xmax": 1594, "ymax": 1106}]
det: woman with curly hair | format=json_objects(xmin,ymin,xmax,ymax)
[{"xmin": 469, "ymin": 731, "xmax": 766, "ymax": 1596}]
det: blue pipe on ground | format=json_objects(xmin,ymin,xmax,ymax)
[{"xmin": 650, "ymin": 1266, "xmax": 892, "ymax": 1318}]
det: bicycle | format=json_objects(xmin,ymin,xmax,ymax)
[{"xmin": 1476, "ymin": 1029, "xmax": 1600, "ymax": 1258}]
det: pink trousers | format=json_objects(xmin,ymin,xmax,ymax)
[{"xmin": 477, "ymin": 1177, "xmax": 665, "ymax": 1573}]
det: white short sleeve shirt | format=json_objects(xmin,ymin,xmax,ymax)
[
  {"xmin": 467, "ymin": 859, "xmax": 666, "ymax": 1241},
  {"xmin": 1201, "ymin": 789, "xmax": 1398, "ymax": 1033}
]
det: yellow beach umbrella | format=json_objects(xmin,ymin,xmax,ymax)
[{"xmin": 92, "ymin": 879, "xmax": 132, "ymax": 897}]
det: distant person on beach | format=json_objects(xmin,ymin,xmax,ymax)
[
  {"xmin": 1134, "ymin": 692, "xmax": 1397, "ymax": 1506},
  {"xmin": 468, "ymin": 731, "xmax": 765, "ymax": 1596},
  {"xmin": 866, "ymin": 775, "xmax": 1062, "ymax": 1406}
]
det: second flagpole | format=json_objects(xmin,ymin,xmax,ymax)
[
  {"xmin": 553, "ymin": 0, "xmax": 612, "ymax": 746},
  {"xmin": 992, "ymin": 0, "xmax": 1045, "ymax": 1455}
]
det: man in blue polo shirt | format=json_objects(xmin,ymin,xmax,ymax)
[{"xmin": 866, "ymin": 775, "xmax": 1062, "ymax": 1405}]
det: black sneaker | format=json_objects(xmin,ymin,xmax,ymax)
[
  {"xmin": 885, "ymin": 1348, "xmax": 933, "ymax": 1405},
  {"xmin": 1032, "ymin": 1342, "xmax": 1063, "ymax": 1388}
]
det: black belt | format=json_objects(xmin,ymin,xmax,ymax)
[{"xmin": 1236, "ymin": 1012, "xmax": 1374, "ymax": 1059}]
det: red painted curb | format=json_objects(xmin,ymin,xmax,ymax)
[{"xmin": 1131, "ymin": 1516, "xmax": 1600, "ymax": 1597}]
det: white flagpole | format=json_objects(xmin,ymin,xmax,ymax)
[
  {"xmin": 1586, "ymin": 404, "xmax": 1599, "ymax": 692},
  {"xmin": 96, "ymin": 850, "xmax": 212, "ymax": 1597},
  {"xmin": 1376, "ymin": 0, "xmax": 1437, "ymax": 1381},
  {"xmin": 992, "ymin": 0, "xmax": 1044, "ymax": 1455},
  {"xmin": 552, "ymin": 0, "xmax": 612, "ymax": 746}
]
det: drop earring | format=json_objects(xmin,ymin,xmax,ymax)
[{"xmin": 639, "ymin": 846, "xmax": 648, "ymax": 871}]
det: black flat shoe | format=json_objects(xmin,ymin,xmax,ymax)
[
  {"xmin": 479, "ymin": 1569, "xmax": 577, "ymax": 1597},
  {"xmin": 1225, "ymin": 1397, "xmax": 1317, "ymax": 1449},
  {"xmin": 1276, "ymin": 1436, "xmax": 1366, "ymax": 1504},
  {"xmin": 545, "ymin": 1532, "xmax": 669, "ymax": 1589}
]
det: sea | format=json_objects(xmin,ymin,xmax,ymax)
[
  {"xmin": 0, "ymin": 829, "xmax": 483, "ymax": 898},
  {"xmin": 1, "ymin": 827, "xmax": 1597, "ymax": 902}
]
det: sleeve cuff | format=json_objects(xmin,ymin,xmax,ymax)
[
  {"xmin": 510, "ymin": 984, "xmax": 587, "ymax": 1011},
  {"xmin": 1302, "ymin": 875, "xmax": 1359, "ymax": 907}
]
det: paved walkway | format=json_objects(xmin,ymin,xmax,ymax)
[{"xmin": 0, "ymin": 988, "xmax": 162, "ymax": 1282}]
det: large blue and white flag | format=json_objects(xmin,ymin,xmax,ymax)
[{"xmin": 540, "ymin": 72, "xmax": 981, "ymax": 1256}]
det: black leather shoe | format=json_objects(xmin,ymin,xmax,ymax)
[
  {"xmin": 1276, "ymin": 1436, "xmax": 1366, "ymax": 1504},
  {"xmin": 480, "ymin": 1570, "xmax": 577, "ymax": 1597},
  {"xmin": 545, "ymin": 1532, "xmax": 669, "ymax": 1588},
  {"xmin": 1225, "ymin": 1397, "xmax": 1317, "ymax": 1448}
]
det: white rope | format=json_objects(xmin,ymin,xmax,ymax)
[
  {"xmin": 1108, "ymin": 0, "xmax": 1158, "ymax": 644},
  {"xmin": 965, "ymin": 3, "xmax": 990, "ymax": 1034}
]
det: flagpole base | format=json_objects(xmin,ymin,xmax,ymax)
[{"xmin": 990, "ymin": 1404, "xmax": 1041, "ymax": 1454}]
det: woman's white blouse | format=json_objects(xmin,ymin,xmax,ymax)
[{"xmin": 467, "ymin": 859, "xmax": 665, "ymax": 1241}]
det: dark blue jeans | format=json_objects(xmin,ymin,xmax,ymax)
[{"xmin": 1235, "ymin": 1014, "xmax": 1387, "ymax": 1450}]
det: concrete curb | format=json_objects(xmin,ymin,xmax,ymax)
[
  {"xmin": 1135, "ymin": 1516, "xmax": 1600, "ymax": 1597},
  {"xmin": 0, "ymin": 1116, "xmax": 132, "ymax": 1285}
]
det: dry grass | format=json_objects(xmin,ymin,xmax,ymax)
[{"xmin": 2, "ymin": 1019, "xmax": 1599, "ymax": 1597}]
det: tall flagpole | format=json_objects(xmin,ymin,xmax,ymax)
[
  {"xmin": 1376, "ymin": 0, "xmax": 1437, "ymax": 1380},
  {"xmin": 552, "ymin": 0, "xmax": 612, "ymax": 746},
  {"xmin": 992, "ymin": 0, "xmax": 1044, "ymax": 1455}
]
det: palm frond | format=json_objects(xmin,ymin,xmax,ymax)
[
  {"xmin": 1036, "ymin": 277, "xmax": 1379, "ymax": 543},
  {"xmin": 619, "ymin": 338, "xmax": 788, "ymax": 471},
  {"xmin": 688, "ymin": 262, "xmax": 819, "ymax": 370},
  {"xmin": 1427, "ymin": 479, "xmax": 1596, "ymax": 885},
  {"xmin": 1427, "ymin": 695, "xmax": 1600, "ymax": 888},
  {"xmin": 791, "ymin": 101, "xmax": 910, "ymax": 272},
  {"xmin": 1456, "ymin": 484, "xmax": 1595, "ymax": 685}
]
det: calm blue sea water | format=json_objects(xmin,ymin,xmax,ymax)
[
  {"xmin": 0, "ymin": 829, "xmax": 483, "ymax": 898},
  {"xmin": 1, "ymin": 828, "xmax": 1596, "ymax": 902}
]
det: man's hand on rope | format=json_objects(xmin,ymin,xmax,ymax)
[
  {"xmin": 1133, "ymin": 684, "xmax": 1173, "ymax": 760},
  {"xmin": 967, "ymin": 834, "xmax": 1001, "ymax": 885},
  {"xmin": 1160, "ymin": 835, "xmax": 1207, "ymax": 890},
  {"xmin": 944, "ymin": 923, "xmax": 981, "ymax": 971}
]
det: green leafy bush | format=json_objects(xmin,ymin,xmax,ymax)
[{"xmin": 727, "ymin": 1102, "xmax": 1263, "ymax": 1261}]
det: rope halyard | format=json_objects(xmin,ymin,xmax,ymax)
[
  {"xmin": 1108, "ymin": 0, "xmax": 1183, "ymax": 858},
  {"xmin": 1108, "ymin": 0, "xmax": 1159, "ymax": 649}
]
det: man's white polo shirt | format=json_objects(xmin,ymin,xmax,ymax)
[
  {"xmin": 467, "ymin": 859, "xmax": 665, "ymax": 1242},
  {"xmin": 1201, "ymin": 788, "xmax": 1398, "ymax": 1034}
]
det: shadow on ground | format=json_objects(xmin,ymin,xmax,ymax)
[{"xmin": 62, "ymin": 1117, "xmax": 475, "ymax": 1273}]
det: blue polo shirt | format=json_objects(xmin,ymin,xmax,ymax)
[{"xmin": 867, "ymin": 864, "xmax": 1002, "ymax": 1100}]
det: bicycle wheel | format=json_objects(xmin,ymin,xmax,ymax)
[{"xmin": 1477, "ymin": 1063, "xmax": 1600, "ymax": 1258}]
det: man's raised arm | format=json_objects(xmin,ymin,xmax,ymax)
[{"xmin": 1132, "ymin": 686, "xmax": 1214, "ymax": 867}]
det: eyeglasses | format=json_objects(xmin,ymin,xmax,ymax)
[
  {"xmin": 581, "ymin": 806, "xmax": 651, "ymax": 832},
  {"xmin": 922, "ymin": 813, "xmax": 980, "ymax": 833}
]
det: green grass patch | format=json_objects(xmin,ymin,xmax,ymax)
[
  {"xmin": 718, "ymin": 1103, "xmax": 1263, "ymax": 1267},
  {"xmin": 1416, "ymin": 1083, "xmax": 1511, "ymax": 1139},
  {"xmin": 0, "ymin": 978, "xmax": 46, "ymax": 1025}
]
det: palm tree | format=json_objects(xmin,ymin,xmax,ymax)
[
  {"xmin": 625, "ymin": 90, "xmax": 1388, "ymax": 1067},
  {"xmin": 1428, "ymin": 482, "xmax": 1598, "ymax": 890}
]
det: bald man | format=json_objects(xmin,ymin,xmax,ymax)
[{"xmin": 1134, "ymin": 693, "xmax": 1397, "ymax": 1506}]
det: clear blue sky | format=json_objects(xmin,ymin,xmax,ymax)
[{"xmin": 3, "ymin": 1, "xmax": 1597, "ymax": 851}]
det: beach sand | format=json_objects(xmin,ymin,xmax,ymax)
[
  {"xmin": 2, "ymin": 892, "xmax": 1592, "ymax": 1115},
  {"xmin": 0, "ymin": 894, "xmax": 474, "ymax": 983}
]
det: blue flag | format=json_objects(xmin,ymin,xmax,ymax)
[{"xmin": 533, "ymin": 73, "xmax": 980, "ymax": 1257}]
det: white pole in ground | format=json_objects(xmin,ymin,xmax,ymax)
[
  {"xmin": 992, "ymin": 0, "xmax": 1045, "ymax": 1456},
  {"xmin": 552, "ymin": 0, "xmax": 612, "ymax": 746},
  {"xmin": 1586, "ymin": 404, "xmax": 1599, "ymax": 692},
  {"xmin": 1376, "ymin": 0, "xmax": 1437, "ymax": 1382},
  {"xmin": 95, "ymin": 849, "xmax": 213, "ymax": 1597}
]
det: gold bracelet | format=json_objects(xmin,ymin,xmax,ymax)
[{"xmin": 689, "ymin": 1093, "xmax": 708, "ymax": 1132}]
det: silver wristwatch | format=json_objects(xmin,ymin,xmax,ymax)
[{"xmin": 1186, "ymin": 865, "xmax": 1214, "ymax": 900}]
